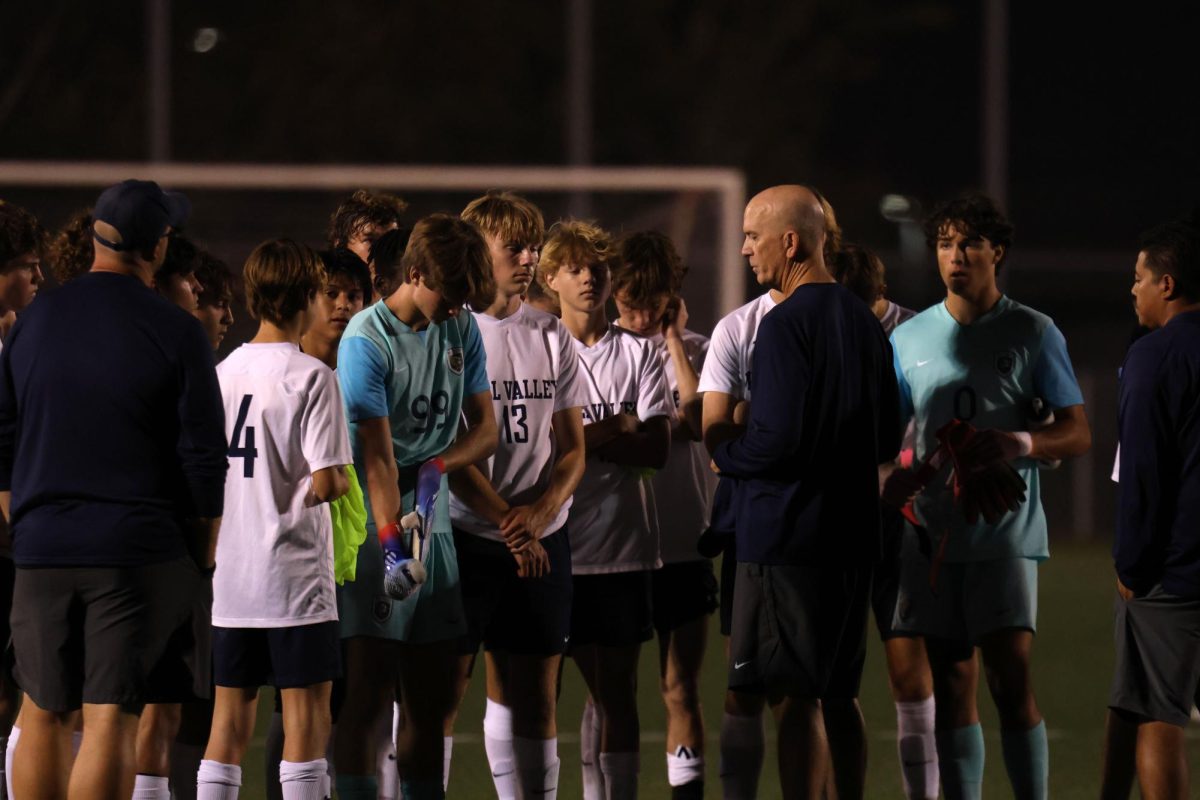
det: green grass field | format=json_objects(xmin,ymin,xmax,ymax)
[{"xmin": 235, "ymin": 542, "xmax": 1197, "ymax": 797}]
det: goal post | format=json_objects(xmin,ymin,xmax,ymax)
[{"xmin": 0, "ymin": 160, "xmax": 748, "ymax": 318}]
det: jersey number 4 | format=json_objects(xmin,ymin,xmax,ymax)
[{"xmin": 229, "ymin": 394, "xmax": 258, "ymax": 477}]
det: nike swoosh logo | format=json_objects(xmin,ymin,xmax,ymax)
[
  {"xmin": 916, "ymin": 359, "xmax": 932, "ymax": 367},
  {"xmin": 734, "ymin": 660, "xmax": 751, "ymax": 669}
]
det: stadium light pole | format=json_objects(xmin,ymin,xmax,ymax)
[
  {"xmin": 565, "ymin": 0, "xmax": 593, "ymax": 218},
  {"xmin": 147, "ymin": 0, "xmax": 171, "ymax": 163},
  {"xmin": 981, "ymin": 0, "xmax": 1008, "ymax": 210}
]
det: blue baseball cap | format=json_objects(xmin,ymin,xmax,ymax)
[{"xmin": 92, "ymin": 179, "xmax": 191, "ymax": 253}]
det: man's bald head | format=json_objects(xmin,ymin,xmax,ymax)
[{"xmin": 746, "ymin": 185, "xmax": 827, "ymax": 262}]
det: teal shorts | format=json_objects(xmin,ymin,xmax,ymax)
[
  {"xmin": 892, "ymin": 532, "xmax": 1038, "ymax": 644},
  {"xmin": 337, "ymin": 474, "xmax": 465, "ymax": 644}
]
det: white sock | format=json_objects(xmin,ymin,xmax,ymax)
[
  {"xmin": 483, "ymin": 699, "xmax": 516, "ymax": 799},
  {"xmin": 513, "ymin": 736, "xmax": 560, "ymax": 800},
  {"xmin": 580, "ymin": 702, "xmax": 605, "ymax": 800},
  {"xmin": 666, "ymin": 745, "xmax": 704, "ymax": 787},
  {"xmin": 896, "ymin": 697, "xmax": 939, "ymax": 800},
  {"xmin": 598, "ymin": 752, "xmax": 639, "ymax": 800},
  {"xmin": 264, "ymin": 712, "xmax": 285, "ymax": 800},
  {"xmin": 280, "ymin": 759, "xmax": 327, "ymax": 800},
  {"xmin": 377, "ymin": 711, "xmax": 398, "ymax": 800},
  {"xmin": 719, "ymin": 712, "xmax": 764, "ymax": 800},
  {"xmin": 132, "ymin": 774, "xmax": 170, "ymax": 800},
  {"xmin": 197, "ymin": 759, "xmax": 242, "ymax": 800},
  {"xmin": 4, "ymin": 727, "xmax": 16, "ymax": 800},
  {"xmin": 442, "ymin": 736, "xmax": 453, "ymax": 792}
]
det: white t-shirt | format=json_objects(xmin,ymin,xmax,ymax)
[
  {"xmin": 569, "ymin": 324, "xmax": 674, "ymax": 574},
  {"xmin": 696, "ymin": 292, "xmax": 777, "ymax": 400},
  {"xmin": 213, "ymin": 343, "xmax": 353, "ymax": 628},
  {"xmin": 450, "ymin": 304, "xmax": 587, "ymax": 540},
  {"xmin": 645, "ymin": 329, "xmax": 717, "ymax": 564},
  {"xmin": 878, "ymin": 300, "xmax": 917, "ymax": 336}
]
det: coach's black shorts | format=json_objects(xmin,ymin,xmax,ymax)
[
  {"xmin": 454, "ymin": 527, "xmax": 573, "ymax": 656},
  {"xmin": 570, "ymin": 570, "xmax": 653, "ymax": 649},
  {"xmin": 1109, "ymin": 585, "xmax": 1200, "ymax": 727},
  {"xmin": 652, "ymin": 560, "xmax": 718, "ymax": 635},
  {"xmin": 145, "ymin": 570, "xmax": 214, "ymax": 702},
  {"xmin": 11, "ymin": 557, "xmax": 199, "ymax": 712},
  {"xmin": 728, "ymin": 562, "xmax": 871, "ymax": 699},
  {"xmin": 213, "ymin": 621, "xmax": 341, "ymax": 689},
  {"xmin": 0, "ymin": 556, "xmax": 15, "ymax": 685},
  {"xmin": 872, "ymin": 509, "xmax": 908, "ymax": 640}
]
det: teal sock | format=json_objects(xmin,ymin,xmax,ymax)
[
  {"xmin": 1001, "ymin": 720, "xmax": 1048, "ymax": 800},
  {"xmin": 334, "ymin": 774, "xmax": 378, "ymax": 800},
  {"xmin": 400, "ymin": 778, "xmax": 445, "ymax": 800},
  {"xmin": 936, "ymin": 723, "xmax": 985, "ymax": 800}
]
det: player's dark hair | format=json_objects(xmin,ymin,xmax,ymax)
[
  {"xmin": 612, "ymin": 231, "xmax": 685, "ymax": 306},
  {"xmin": 1139, "ymin": 214, "xmax": 1200, "ymax": 302},
  {"xmin": 327, "ymin": 189, "xmax": 408, "ymax": 249},
  {"xmin": 831, "ymin": 243, "xmax": 886, "ymax": 305},
  {"xmin": 924, "ymin": 193, "xmax": 1014, "ymax": 269},
  {"xmin": 49, "ymin": 209, "xmax": 94, "ymax": 284},
  {"xmin": 319, "ymin": 247, "xmax": 372, "ymax": 303},
  {"xmin": 243, "ymin": 239, "xmax": 325, "ymax": 326},
  {"xmin": 0, "ymin": 200, "xmax": 47, "ymax": 268},
  {"xmin": 155, "ymin": 233, "xmax": 201, "ymax": 288},
  {"xmin": 398, "ymin": 215, "xmax": 495, "ymax": 310},
  {"xmin": 461, "ymin": 191, "xmax": 545, "ymax": 249},
  {"xmin": 194, "ymin": 250, "xmax": 235, "ymax": 309},
  {"xmin": 370, "ymin": 227, "xmax": 413, "ymax": 298}
]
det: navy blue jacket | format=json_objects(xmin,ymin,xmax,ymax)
[
  {"xmin": 0, "ymin": 272, "xmax": 228, "ymax": 567},
  {"xmin": 1116, "ymin": 310, "xmax": 1200, "ymax": 597},
  {"xmin": 713, "ymin": 283, "xmax": 900, "ymax": 565}
]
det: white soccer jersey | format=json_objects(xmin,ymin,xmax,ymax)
[
  {"xmin": 450, "ymin": 304, "xmax": 588, "ymax": 540},
  {"xmin": 645, "ymin": 328, "xmax": 717, "ymax": 563},
  {"xmin": 878, "ymin": 300, "xmax": 917, "ymax": 336},
  {"xmin": 213, "ymin": 343, "xmax": 353, "ymax": 628},
  {"xmin": 696, "ymin": 292, "xmax": 777, "ymax": 400},
  {"xmin": 569, "ymin": 324, "xmax": 674, "ymax": 574}
]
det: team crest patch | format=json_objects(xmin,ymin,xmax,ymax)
[
  {"xmin": 994, "ymin": 350, "xmax": 1016, "ymax": 377},
  {"xmin": 372, "ymin": 596, "xmax": 392, "ymax": 623},
  {"xmin": 447, "ymin": 346, "xmax": 464, "ymax": 375}
]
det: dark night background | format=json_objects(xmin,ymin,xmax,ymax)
[{"xmin": 1, "ymin": 0, "xmax": 1198, "ymax": 539}]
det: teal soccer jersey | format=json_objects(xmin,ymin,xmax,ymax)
[
  {"xmin": 890, "ymin": 296, "xmax": 1083, "ymax": 562},
  {"xmin": 338, "ymin": 301, "xmax": 489, "ymax": 525}
]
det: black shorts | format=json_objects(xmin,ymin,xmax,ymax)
[
  {"xmin": 145, "ymin": 571, "xmax": 214, "ymax": 703},
  {"xmin": 719, "ymin": 546, "xmax": 737, "ymax": 636},
  {"xmin": 454, "ymin": 527, "xmax": 573, "ymax": 656},
  {"xmin": 652, "ymin": 560, "xmax": 718, "ymax": 635},
  {"xmin": 1110, "ymin": 585, "xmax": 1200, "ymax": 727},
  {"xmin": 213, "ymin": 621, "xmax": 341, "ymax": 689},
  {"xmin": 0, "ymin": 556, "xmax": 15, "ymax": 685},
  {"xmin": 11, "ymin": 557, "xmax": 200, "ymax": 712},
  {"xmin": 728, "ymin": 562, "xmax": 871, "ymax": 700},
  {"xmin": 569, "ymin": 571, "xmax": 653, "ymax": 649},
  {"xmin": 872, "ymin": 508, "xmax": 909, "ymax": 640}
]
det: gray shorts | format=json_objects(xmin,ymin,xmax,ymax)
[
  {"xmin": 892, "ymin": 534, "xmax": 1038, "ymax": 644},
  {"xmin": 11, "ymin": 557, "xmax": 201, "ymax": 712},
  {"xmin": 1110, "ymin": 585, "xmax": 1200, "ymax": 727}
]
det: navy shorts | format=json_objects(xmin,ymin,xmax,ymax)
[
  {"xmin": 213, "ymin": 621, "xmax": 341, "ymax": 689},
  {"xmin": 454, "ymin": 527, "xmax": 573, "ymax": 656},
  {"xmin": 652, "ymin": 560, "xmax": 718, "ymax": 635},
  {"xmin": 570, "ymin": 571, "xmax": 654, "ymax": 649}
]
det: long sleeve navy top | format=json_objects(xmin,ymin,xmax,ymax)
[
  {"xmin": 1116, "ymin": 309, "xmax": 1200, "ymax": 597},
  {"xmin": 713, "ymin": 283, "xmax": 901, "ymax": 565},
  {"xmin": 0, "ymin": 272, "xmax": 228, "ymax": 567}
]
